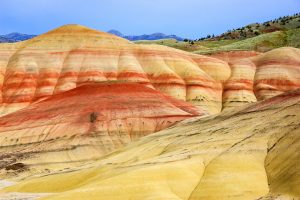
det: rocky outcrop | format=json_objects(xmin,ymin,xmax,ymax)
[
  {"xmin": 0, "ymin": 82, "xmax": 201, "ymax": 173},
  {"xmin": 2, "ymin": 89, "xmax": 299, "ymax": 200}
]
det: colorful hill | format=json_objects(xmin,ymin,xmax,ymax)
[
  {"xmin": 0, "ymin": 24, "xmax": 231, "ymax": 115},
  {"xmin": 0, "ymin": 82, "xmax": 201, "ymax": 178},
  {"xmin": 1, "ymin": 25, "xmax": 300, "ymax": 118}
]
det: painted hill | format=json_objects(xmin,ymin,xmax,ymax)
[
  {"xmin": 0, "ymin": 25, "xmax": 299, "ymax": 117},
  {"xmin": 0, "ymin": 24, "xmax": 231, "ymax": 116},
  {"xmin": 0, "ymin": 82, "xmax": 201, "ymax": 177},
  {"xmin": 1, "ymin": 89, "xmax": 299, "ymax": 199}
]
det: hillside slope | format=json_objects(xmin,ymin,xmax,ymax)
[
  {"xmin": 2, "ymin": 89, "xmax": 299, "ymax": 200},
  {"xmin": 140, "ymin": 28, "xmax": 300, "ymax": 54},
  {"xmin": 194, "ymin": 28, "xmax": 300, "ymax": 54},
  {"xmin": 136, "ymin": 13, "xmax": 300, "ymax": 54},
  {"xmin": 208, "ymin": 13, "xmax": 300, "ymax": 41}
]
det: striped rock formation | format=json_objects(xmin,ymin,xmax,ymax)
[
  {"xmin": 0, "ymin": 24, "xmax": 230, "ymax": 116},
  {"xmin": 211, "ymin": 51, "xmax": 261, "ymax": 109},
  {"xmin": 1, "ymin": 25, "xmax": 299, "ymax": 116},
  {"xmin": 2, "ymin": 89, "xmax": 299, "ymax": 200},
  {"xmin": 211, "ymin": 49, "xmax": 300, "ymax": 110},
  {"xmin": 0, "ymin": 82, "xmax": 202, "ymax": 175},
  {"xmin": 253, "ymin": 47, "xmax": 300, "ymax": 100}
]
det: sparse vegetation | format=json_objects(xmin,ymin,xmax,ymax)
[
  {"xmin": 134, "ymin": 13, "xmax": 300, "ymax": 54},
  {"xmin": 5, "ymin": 163, "xmax": 27, "ymax": 171},
  {"xmin": 90, "ymin": 112, "xmax": 98, "ymax": 123},
  {"xmin": 193, "ymin": 13, "xmax": 300, "ymax": 41}
]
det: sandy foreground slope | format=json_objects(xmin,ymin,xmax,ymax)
[{"xmin": 0, "ymin": 89, "xmax": 299, "ymax": 200}]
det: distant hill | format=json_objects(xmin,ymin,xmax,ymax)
[
  {"xmin": 0, "ymin": 30, "xmax": 184, "ymax": 43},
  {"xmin": 107, "ymin": 29, "xmax": 184, "ymax": 41},
  {"xmin": 0, "ymin": 36, "xmax": 14, "ymax": 43},
  {"xmin": 0, "ymin": 32, "xmax": 36, "ymax": 43}
]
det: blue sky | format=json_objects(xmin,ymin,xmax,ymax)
[{"xmin": 0, "ymin": 0, "xmax": 299, "ymax": 39}]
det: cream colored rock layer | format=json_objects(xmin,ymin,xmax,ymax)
[{"xmin": 2, "ymin": 90, "xmax": 299, "ymax": 200}]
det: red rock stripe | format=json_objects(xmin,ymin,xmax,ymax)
[
  {"xmin": 117, "ymin": 72, "xmax": 148, "ymax": 80},
  {"xmin": 254, "ymin": 79, "xmax": 300, "ymax": 87},
  {"xmin": 224, "ymin": 79, "xmax": 254, "ymax": 91}
]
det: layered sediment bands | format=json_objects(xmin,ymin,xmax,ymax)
[
  {"xmin": 3, "ymin": 90, "xmax": 299, "ymax": 200},
  {"xmin": 211, "ymin": 49, "xmax": 300, "ymax": 109},
  {"xmin": 0, "ymin": 25, "xmax": 229, "ymax": 116},
  {"xmin": 211, "ymin": 51, "xmax": 260, "ymax": 109},
  {"xmin": 253, "ymin": 47, "xmax": 300, "ymax": 100},
  {"xmin": 0, "ymin": 42, "xmax": 24, "ymax": 105},
  {"xmin": 0, "ymin": 83, "xmax": 202, "ymax": 174},
  {"xmin": 223, "ymin": 58, "xmax": 257, "ymax": 109},
  {"xmin": 1, "ymin": 25, "xmax": 300, "ymax": 117},
  {"xmin": 210, "ymin": 50, "xmax": 261, "ymax": 63}
]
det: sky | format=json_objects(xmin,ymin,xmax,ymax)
[{"xmin": 0, "ymin": 0, "xmax": 299, "ymax": 39}]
